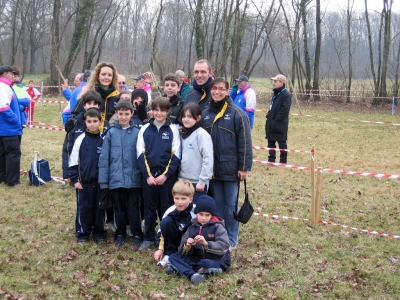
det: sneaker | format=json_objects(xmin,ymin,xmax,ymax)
[
  {"xmin": 132, "ymin": 235, "xmax": 142, "ymax": 247},
  {"xmin": 166, "ymin": 265, "xmax": 178, "ymax": 275},
  {"xmin": 229, "ymin": 245, "xmax": 237, "ymax": 252},
  {"xmin": 190, "ymin": 273, "xmax": 207, "ymax": 285},
  {"xmin": 96, "ymin": 239, "xmax": 106, "ymax": 246},
  {"xmin": 78, "ymin": 238, "xmax": 89, "ymax": 244},
  {"xmin": 138, "ymin": 240, "xmax": 155, "ymax": 251},
  {"xmin": 107, "ymin": 222, "xmax": 116, "ymax": 233},
  {"xmin": 157, "ymin": 255, "xmax": 169, "ymax": 267},
  {"xmin": 115, "ymin": 235, "xmax": 125, "ymax": 246},
  {"xmin": 126, "ymin": 225, "xmax": 133, "ymax": 237}
]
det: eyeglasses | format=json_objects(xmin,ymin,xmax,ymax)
[
  {"xmin": 119, "ymin": 81, "xmax": 126, "ymax": 85},
  {"xmin": 211, "ymin": 86, "xmax": 227, "ymax": 92}
]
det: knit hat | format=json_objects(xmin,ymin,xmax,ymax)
[
  {"xmin": 0, "ymin": 65, "xmax": 14, "ymax": 76},
  {"xmin": 131, "ymin": 89, "xmax": 149, "ymax": 107},
  {"xmin": 194, "ymin": 195, "xmax": 216, "ymax": 216}
]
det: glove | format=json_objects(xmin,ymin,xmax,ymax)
[
  {"xmin": 64, "ymin": 118, "xmax": 75, "ymax": 132},
  {"xmin": 136, "ymin": 101, "xmax": 148, "ymax": 123}
]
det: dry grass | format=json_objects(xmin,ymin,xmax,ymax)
[{"xmin": 0, "ymin": 97, "xmax": 400, "ymax": 299}]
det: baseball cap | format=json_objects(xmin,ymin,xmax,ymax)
[
  {"xmin": 271, "ymin": 74, "xmax": 286, "ymax": 83},
  {"xmin": 132, "ymin": 74, "xmax": 145, "ymax": 80},
  {"xmin": 235, "ymin": 75, "xmax": 249, "ymax": 82},
  {"xmin": 0, "ymin": 65, "xmax": 14, "ymax": 76}
]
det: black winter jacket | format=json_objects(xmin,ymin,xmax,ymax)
[{"xmin": 265, "ymin": 86, "xmax": 291, "ymax": 141}]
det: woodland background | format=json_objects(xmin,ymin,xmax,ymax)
[{"xmin": 1, "ymin": 0, "xmax": 400, "ymax": 104}]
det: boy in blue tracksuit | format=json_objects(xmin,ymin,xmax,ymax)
[
  {"xmin": 136, "ymin": 97, "xmax": 181, "ymax": 251},
  {"xmin": 62, "ymin": 91, "xmax": 102, "ymax": 180},
  {"xmin": 69, "ymin": 108, "xmax": 106, "ymax": 244},
  {"xmin": 167, "ymin": 195, "xmax": 231, "ymax": 285},
  {"xmin": 98, "ymin": 101, "xmax": 143, "ymax": 247}
]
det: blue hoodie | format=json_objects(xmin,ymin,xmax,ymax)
[{"xmin": 0, "ymin": 78, "xmax": 22, "ymax": 136}]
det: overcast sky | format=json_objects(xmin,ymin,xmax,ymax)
[{"xmin": 321, "ymin": 0, "xmax": 400, "ymax": 13}]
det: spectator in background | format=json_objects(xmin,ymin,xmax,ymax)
[
  {"xmin": 11, "ymin": 66, "xmax": 30, "ymax": 131},
  {"xmin": 118, "ymin": 74, "xmax": 129, "ymax": 92},
  {"xmin": 26, "ymin": 79, "xmax": 41, "ymax": 122},
  {"xmin": 0, "ymin": 65, "xmax": 22, "ymax": 187},
  {"xmin": 175, "ymin": 70, "xmax": 191, "ymax": 101},
  {"xmin": 61, "ymin": 72, "xmax": 90, "ymax": 125},
  {"xmin": 230, "ymin": 75, "xmax": 256, "ymax": 129},
  {"xmin": 61, "ymin": 73, "xmax": 83, "ymax": 101},
  {"xmin": 186, "ymin": 59, "xmax": 214, "ymax": 111},
  {"xmin": 265, "ymin": 74, "xmax": 291, "ymax": 164}
]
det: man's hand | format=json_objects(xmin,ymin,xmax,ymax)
[
  {"xmin": 238, "ymin": 170, "xmax": 247, "ymax": 181},
  {"xmin": 61, "ymin": 78, "xmax": 69, "ymax": 90}
]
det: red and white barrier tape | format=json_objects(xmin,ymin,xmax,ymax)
[
  {"xmin": 29, "ymin": 121, "xmax": 63, "ymax": 127},
  {"xmin": 253, "ymin": 159, "xmax": 400, "ymax": 180},
  {"xmin": 254, "ymin": 212, "xmax": 400, "ymax": 239},
  {"xmin": 28, "ymin": 125, "xmax": 65, "ymax": 131},
  {"xmin": 256, "ymin": 110, "xmax": 400, "ymax": 126},
  {"xmin": 37, "ymin": 100, "xmax": 68, "ymax": 104},
  {"xmin": 252, "ymin": 146, "xmax": 312, "ymax": 153},
  {"xmin": 295, "ymin": 91, "xmax": 392, "ymax": 99}
]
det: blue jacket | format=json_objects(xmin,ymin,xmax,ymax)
[
  {"xmin": 0, "ymin": 78, "xmax": 22, "ymax": 136},
  {"xmin": 137, "ymin": 118, "xmax": 181, "ymax": 179},
  {"xmin": 185, "ymin": 79, "xmax": 213, "ymax": 111},
  {"xmin": 68, "ymin": 130, "xmax": 103, "ymax": 184},
  {"xmin": 61, "ymin": 82, "xmax": 87, "ymax": 125},
  {"xmin": 230, "ymin": 84, "xmax": 256, "ymax": 129},
  {"xmin": 98, "ymin": 122, "xmax": 141, "ymax": 190},
  {"xmin": 12, "ymin": 82, "xmax": 30, "ymax": 128},
  {"xmin": 202, "ymin": 97, "xmax": 252, "ymax": 181}
]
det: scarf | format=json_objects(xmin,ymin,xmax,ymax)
[
  {"xmin": 96, "ymin": 84, "xmax": 116, "ymax": 99},
  {"xmin": 192, "ymin": 77, "xmax": 213, "ymax": 92},
  {"xmin": 209, "ymin": 97, "xmax": 228, "ymax": 114},
  {"xmin": 182, "ymin": 123, "xmax": 200, "ymax": 139}
]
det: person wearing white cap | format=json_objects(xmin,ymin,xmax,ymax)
[
  {"xmin": 265, "ymin": 74, "xmax": 291, "ymax": 164},
  {"xmin": 230, "ymin": 75, "xmax": 257, "ymax": 129},
  {"xmin": 0, "ymin": 65, "xmax": 22, "ymax": 186}
]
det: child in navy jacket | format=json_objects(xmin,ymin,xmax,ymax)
[{"xmin": 69, "ymin": 108, "xmax": 106, "ymax": 244}]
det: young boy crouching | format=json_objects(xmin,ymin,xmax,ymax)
[
  {"xmin": 167, "ymin": 195, "xmax": 231, "ymax": 285},
  {"xmin": 154, "ymin": 179, "xmax": 196, "ymax": 266}
]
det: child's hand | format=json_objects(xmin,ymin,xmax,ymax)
[
  {"xmin": 186, "ymin": 238, "xmax": 196, "ymax": 246},
  {"xmin": 153, "ymin": 250, "xmax": 163, "ymax": 262},
  {"xmin": 155, "ymin": 174, "xmax": 167, "ymax": 186},
  {"xmin": 147, "ymin": 176, "xmax": 157, "ymax": 186},
  {"xmin": 194, "ymin": 235, "xmax": 207, "ymax": 246},
  {"xmin": 195, "ymin": 183, "xmax": 205, "ymax": 192},
  {"xmin": 74, "ymin": 182, "xmax": 83, "ymax": 190}
]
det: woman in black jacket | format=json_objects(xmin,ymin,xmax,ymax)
[{"xmin": 201, "ymin": 77, "xmax": 252, "ymax": 250}]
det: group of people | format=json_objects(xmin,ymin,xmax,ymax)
[
  {"xmin": 0, "ymin": 65, "xmax": 41, "ymax": 187},
  {"xmin": 0, "ymin": 58, "xmax": 291, "ymax": 284}
]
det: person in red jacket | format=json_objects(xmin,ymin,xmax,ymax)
[{"xmin": 26, "ymin": 80, "xmax": 41, "ymax": 123}]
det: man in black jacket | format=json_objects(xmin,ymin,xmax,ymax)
[{"xmin": 265, "ymin": 74, "xmax": 291, "ymax": 164}]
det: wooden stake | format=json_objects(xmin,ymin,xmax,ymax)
[
  {"xmin": 310, "ymin": 146, "xmax": 316, "ymax": 226},
  {"xmin": 315, "ymin": 167, "xmax": 323, "ymax": 224}
]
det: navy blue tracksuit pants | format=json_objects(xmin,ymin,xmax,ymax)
[
  {"xmin": 111, "ymin": 188, "xmax": 143, "ymax": 239},
  {"xmin": 169, "ymin": 253, "xmax": 223, "ymax": 279},
  {"xmin": 142, "ymin": 175, "xmax": 175, "ymax": 241},
  {"xmin": 76, "ymin": 183, "xmax": 106, "ymax": 240}
]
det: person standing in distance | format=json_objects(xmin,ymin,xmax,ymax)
[{"xmin": 265, "ymin": 74, "xmax": 291, "ymax": 164}]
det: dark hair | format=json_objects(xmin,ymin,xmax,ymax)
[
  {"xmin": 81, "ymin": 90, "xmax": 102, "ymax": 106},
  {"xmin": 210, "ymin": 77, "xmax": 229, "ymax": 90},
  {"xmin": 116, "ymin": 100, "xmax": 134, "ymax": 112},
  {"xmin": 181, "ymin": 102, "xmax": 202, "ymax": 120},
  {"xmin": 29, "ymin": 79, "xmax": 35, "ymax": 84},
  {"xmin": 82, "ymin": 70, "xmax": 92, "ymax": 82},
  {"xmin": 163, "ymin": 73, "xmax": 180, "ymax": 86},
  {"xmin": 84, "ymin": 108, "xmax": 101, "ymax": 120},
  {"xmin": 151, "ymin": 97, "xmax": 171, "ymax": 111}
]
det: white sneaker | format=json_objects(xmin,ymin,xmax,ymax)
[
  {"xmin": 157, "ymin": 255, "xmax": 169, "ymax": 267},
  {"xmin": 107, "ymin": 222, "xmax": 116, "ymax": 233},
  {"xmin": 126, "ymin": 225, "xmax": 133, "ymax": 237},
  {"xmin": 229, "ymin": 245, "xmax": 237, "ymax": 252}
]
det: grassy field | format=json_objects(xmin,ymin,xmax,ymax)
[{"xmin": 1, "ymin": 91, "xmax": 400, "ymax": 299}]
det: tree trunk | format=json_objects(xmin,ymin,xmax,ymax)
[
  {"xmin": 50, "ymin": 0, "xmax": 61, "ymax": 89},
  {"xmin": 194, "ymin": 0, "xmax": 204, "ymax": 59},
  {"xmin": 346, "ymin": 0, "xmax": 353, "ymax": 103},
  {"xmin": 379, "ymin": 0, "xmax": 392, "ymax": 102},
  {"xmin": 312, "ymin": 0, "xmax": 321, "ymax": 101},
  {"xmin": 300, "ymin": 0, "xmax": 312, "ymax": 98}
]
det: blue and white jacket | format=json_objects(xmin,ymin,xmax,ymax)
[
  {"xmin": 137, "ymin": 118, "xmax": 181, "ymax": 179},
  {"xmin": 0, "ymin": 78, "xmax": 22, "ymax": 136},
  {"xmin": 230, "ymin": 84, "xmax": 256, "ymax": 129},
  {"xmin": 68, "ymin": 130, "xmax": 103, "ymax": 185}
]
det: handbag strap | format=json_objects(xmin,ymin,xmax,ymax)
[{"xmin": 235, "ymin": 179, "xmax": 247, "ymax": 208}]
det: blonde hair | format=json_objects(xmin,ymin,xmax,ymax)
[
  {"xmin": 85, "ymin": 62, "xmax": 118, "ymax": 92},
  {"xmin": 172, "ymin": 179, "xmax": 195, "ymax": 197}
]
